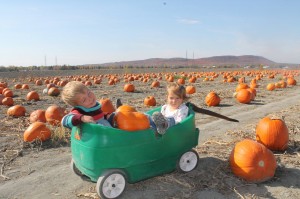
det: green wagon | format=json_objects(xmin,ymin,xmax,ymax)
[{"xmin": 70, "ymin": 106, "xmax": 199, "ymax": 199}]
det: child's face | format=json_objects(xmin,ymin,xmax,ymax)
[
  {"xmin": 75, "ymin": 89, "xmax": 96, "ymax": 108},
  {"xmin": 167, "ymin": 92, "xmax": 183, "ymax": 109}
]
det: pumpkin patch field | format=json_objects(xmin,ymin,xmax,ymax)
[{"xmin": 0, "ymin": 67, "xmax": 299, "ymax": 199}]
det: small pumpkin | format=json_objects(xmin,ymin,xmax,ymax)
[
  {"xmin": 186, "ymin": 85, "xmax": 196, "ymax": 94},
  {"xmin": 14, "ymin": 84, "xmax": 22, "ymax": 89},
  {"xmin": 151, "ymin": 81, "xmax": 160, "ymax": 88},
  {"xmin": 45, "ymin": 105, "xmax": 66, "ymax": 125},
  {"xmin": 177, "ymin": 78, "xmax": 185, "ymax": 85},
  {"xmin": 26, "ymin": 91, "xmax": 40, "ymax": 101},
  {"xmin": 48, "ymin": 87, "xmax": 60, "ymax": 96},
  {"xmin": 2, "ymin": 97, "xmax": 14, "ymax": 106},
  {"xmin": 99, "ymin": 98, "xmax": 115, "ymax": 114},
  {"xmin": 229, "ymin": 139, "xmax": 276, "ymax": 182},
  {"xmin": 7, "ymin": 105, "xmax": 26, "ymax": 117},
  {"xmin": 287, "ymin": 77, "xmax": 296, "ymax": 86},
  {"xmin": 21, "ymin": 84, "xmax": 29, "ymax": 89},
  {"xmin": 114, "ymin": 111, "xmax": 150, "ymax": 131},
  {"xmin": 255, "ymin": 117, "xmax": 289, "ymax": 151},
  {"xmin": 124, "ymin": 83, "xmax": 135, "ymax": 92},
  {"xmin": 23, "ymin": 122, "xmax": 51, "ymax": 142},
  {"xmin": 205, "ymin": 91, "xmax": 221, "ymax": 106},
  {"xmin": 3, "ymin": 89, "xmax": 13, "ymax": 97},
  {"xmin": 144, "ymin": 96, "xmax": 156, "ymax": 106},
  {"xmin": 29, "ymin": 109, "xmax": 46, "ymax": 123},
  {"xmin": 266, "ymin": 83, "xmax": 275, "ymax": 91}
]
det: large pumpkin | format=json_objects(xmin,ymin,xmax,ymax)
[
  {"xmin": 24, "ymin": 122, "xmax": 51, "ymax": 142},
  {"xmin": 235, "ymin": 89, "xmax": 252, "ymax": 104},
  {"xmin": 7, "ymin": 105, "xmax": 26, "ymax": 117},
  {"xmin": 45, "ymin": 105, "xmax": 66, "ymax": 125},
  {"xmin": 229, "ymin": 139, "xmax": 277, "ymax": 182},
  {"xmin": 26, "ymin": 91, "xmax": 40, "ymax": 101},
  {"xmin": 99, "ymin": 98, "xmax": 115, "ymax": 114},
  {"xmin": 114, "ymin": 111, "xmax": 150, "ymax": 131},
  {"xmin": 255, "ymin": 117, "xmax": 289, "ymax": 151},
  {"xmin": 205, "ymin": 91, "xmax": 221, "ymax": 106},
  {"xmin": 30, "ymin": 109, "xmax": 46, "ymax": 123}
]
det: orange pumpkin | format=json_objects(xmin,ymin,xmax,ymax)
[
  {"xmin": 35, "ymin": 79, "xmax": 43, "ymax": 85},
  {"xmin": 2, "ymin": 97, "xmax": 14, "ymax": 106},
  {"xmin": 7, "ymin": 105, "xmax": 26, "ymax": 117},
  {"xmin": 114, "ymin": 111, "xmax": 150, "ymax": 131},
  {"xmin": 287, "ymin": 77, "xmax": 296, "ymax": 86},
  {"xmin": 266, "ymin": 83, "xmax": 275, "ymax": 91},
  {"xmin": 14, "ymin": 84, "xmax": 22, "ymax": 89},
  {"xmin": 235, "ymin": 89, "xmax": 252, "ymax": 104},
  {"xmin": 229, "ymin": 139, "xmax": 276, "ymax": 182},
  {"xmin": 186, "ymin": 85, "xmax": 196, "ymax": 94},
  {"xmin": 144, "ymin": 96, "xmax": 156, "ymax": 106},
  {"xmin": 151, "ymin": 81, "xmax": 160, "ymax": 88},
  {"xmin": 205, "ymin": 91, "xmax": 221, "ymax": 106},
  {"xmin": 3, "ymin": 89, "xmax": 13, "ymax": 97},
  {"xmin": 124, "ymin": 83, "xmax": 135, "ymax": 92},
  {"xmin": 188, "ymin": 76, "xmax": 196, "ymax": 83},
  {"xmin": 26, "ymin": 91, "xmax": 40, "ymax": 101},
  {"xmin": 177, "ymin": 78, "xmax": 185, "ymax": 85},
  {"xmin": 45, "ymin": 105, "xmax": 66, "ymax": 125},
  {"xmin": 21, "ymin": 84, "xmax": 29, "ymax": 89},
  {"xmin": 99, "ymin": 98, "xmax": 115, "ymax": 114},
  {"xmin": 23, "ymin": 122, "xmax": 51, "ymax": 142},
  {"xmin": 48, "ymin": 87, "xmax": 60, "ymax": 96},
  {"xmin": 29, "ymin": 109, "xmax": 46, "ymax": 123},
  {"xmin": 256, "ymin": 117, "xmax": 289, "ymax": 151}
]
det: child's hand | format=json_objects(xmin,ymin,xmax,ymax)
[{"xmin": 81, "ymin": 115, "xmax": 96, "ymax": 123}]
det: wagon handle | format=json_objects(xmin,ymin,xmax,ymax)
[{"xmin": 186, "ymin": 102, "xmax": 239, "ymax": 123}]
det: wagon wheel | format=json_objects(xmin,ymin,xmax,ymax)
[
  {"xmin": 96, "ymin": 169, "xmax": 127, "ymax": 199},
  {"xmin": 70, "ymin": 159, "xmax": 83, "ymax": 176},
  {"xmin": 177, "ymin": 149, "xmax": 199, "ymax": 172}
]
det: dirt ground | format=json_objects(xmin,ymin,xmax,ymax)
[{"xmin": 0, "ymin": 68, "xmax": 299, "ymax": 199}]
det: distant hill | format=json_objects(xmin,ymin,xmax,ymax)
[{"xmin": 94, "ymin": 55, "xmax": 286, "ymax": 68}]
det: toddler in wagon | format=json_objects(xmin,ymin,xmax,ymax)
[
  {"xmin": 151, "ymin": 82, "xmax": 189, "ymax": 134},
  {"xmin": 61, "ymin": 81, "xmax": 112, "ymax": 129}
]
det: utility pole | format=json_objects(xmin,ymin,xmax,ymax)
[
  {"xmin": 55, "ymin": 56, "xmax": 57, "ymax": 66},
  {"xmin": 44, "ymin": 55, "xmax": 47, "ymax": 66},
  {"xmin": 186, "ymin": 50, "xmax": 188, "ymax": 67}
]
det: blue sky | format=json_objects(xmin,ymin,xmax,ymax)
[{"xmin": 1, "ymin": 0, "xmax": 300, "ymax": 66}]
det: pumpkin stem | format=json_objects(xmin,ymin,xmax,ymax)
[{"xmin": 116, "ymin": 98, "xmax": 123, "ymax": 108}]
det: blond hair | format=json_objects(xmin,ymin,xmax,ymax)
[
  {"xmin": 61, "ymin": 81, "xmax": 88, "ymax": 106},
  {"xmin": 166, "ymin": 82, "xmax": 189, "ymax": 101}
]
